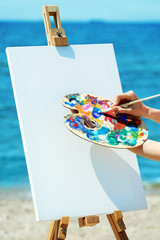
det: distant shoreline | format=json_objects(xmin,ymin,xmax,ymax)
[
  {"xmin": 1, "ymin": 182, "xmax": 160, "ymax": 201},
  {"xmin": 1, "ymin": 20, "xmax": 160, "ymax": 24}
]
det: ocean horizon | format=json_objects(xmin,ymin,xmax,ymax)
[{"xmin": 0, "ymin": 21, "xmax": 160, "ymax": 190}]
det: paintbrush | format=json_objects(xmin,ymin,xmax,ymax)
[{"xmin": 101, "ymin": 93, "xmax": 160, "ymax": 113}]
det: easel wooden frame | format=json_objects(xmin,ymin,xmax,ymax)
[
  {"xmin": 42, "ymin": 5, "xmax": 129, "ymax": 240},
  {"xmin": 42, "ymin": 5, "xmax": 68, "ymax": 46}
]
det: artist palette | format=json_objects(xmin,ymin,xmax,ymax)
[{"xmin": 62, "ymin": 93, "xmax": 148, "ymax": 149}]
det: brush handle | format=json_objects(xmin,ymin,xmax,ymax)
[
  {"xmin": 120, "ymin": 93, "xmax": 160, "ymax": 108},
  {"xmin": 101, "ymin": 93, "xmax": 160, "ymax": 113}
]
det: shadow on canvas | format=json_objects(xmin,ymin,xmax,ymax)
[
  {"xmin": 90, "ymin": 144, "xmax": 143, "ymax": 211},
  {"xmin": 55, "ymin": 46, "xmax": 75, "ymax": 59}
]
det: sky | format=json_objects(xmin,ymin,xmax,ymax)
[{"xmin": 1, "ymin": 0, "xmax": 160, "ymax": 21}]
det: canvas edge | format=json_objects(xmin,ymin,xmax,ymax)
[{"xmin": 5, "ymin": 47, "xmax": 40, "ymax": 222}]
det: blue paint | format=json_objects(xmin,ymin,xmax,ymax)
[
  {"xmin": 92, "ymin": 107, "xmax": 101, "ymax": 118},
  {"xmin": 126, "ymin": 126, "xmax": 139, "ymax": 132},
  {"xmin": 91, "ymin": 99, "xmax": 97, "ymax": 105},
  {"xmin": 121, "ymin": 114, "xmax": 127, "ymax": 123},
  {"xmin": 66, "ymin": 116, "xmax": 110, "ymax": 141},
  {"xmin": 96, "ymin": 126, "xmax": 109, "ymax": 135},
  {"xmin": 127, "ymin": 138, "xmax": 137, "ymax": 146},
  {"xmin": 64, "ymin": 102, "xmax": 76, "ymax": 107},
  {"xmin": 86, "ymin": 135, "xmax": 100, "ymax": 141},
  {"xmin": 66, "ymin": 116, "xmax": 94, "ymax": 135}
]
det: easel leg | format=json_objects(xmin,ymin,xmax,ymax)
[
  {"xmin": 54, "ymin": 220, "xmax": 60, "ymax": 240},
  {"xmin": 107, "ymin": 211, "xmax": 129, "ymax": 240},
  {"xmin": 47, "ymin": 221, "xmax": 57, "ymax": 240},
  {"xmin": 47, "ymin": 217, "xmax": 69, "ymax": 240}
]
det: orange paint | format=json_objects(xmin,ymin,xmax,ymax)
[{"xmin": 114, "ymin": 122, "xmax": 126, "ymax": 131}]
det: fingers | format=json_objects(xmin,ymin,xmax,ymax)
[
  {"xmin": 113, "ymin": 90, "xmax": 138, "ymax": 106},
  {"xmin": 113, "ymin": 94, "xmax": 129, "ymax": 106},
  {"xmin": 112, "ymin": 105, "xmax": 135, "ymax": 115},
  {"xmin": 81, "ymin": 114, "xmax": 96, "ymax": 128}
]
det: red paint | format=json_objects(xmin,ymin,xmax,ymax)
[
  {"xmin": 101, "ymin": 100, "xmax": 109, "ymax": 105},
  {"xmin": 70, "ymin": 117, "xmax": 73, "ymax": 122},
  {"xmin": 104, "ymin": 116, "xmax": 112, "ymax": 122},
  {"xmin": 88, "ymin": 94, "xmax": 96, "ymax": 99},
  {"xmin": 135, "ymin": 118, "xmax": 142, "ymax": 126},
  {"xmin": 139, "ymin": 132, "xmax": 144, "ymax": 137}
]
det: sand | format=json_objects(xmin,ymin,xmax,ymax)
[{"xmin": 0, "ymin": 189, "xmax": 160, "ymax": 240}]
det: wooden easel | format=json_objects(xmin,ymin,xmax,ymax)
[{"xmin": 42, "ymin": 5, "xmax": 129, "ymax": 240}]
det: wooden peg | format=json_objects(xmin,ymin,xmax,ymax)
[
  {"xmin": 42, "ymin": 5, "xmax": 68, "ymax": 46},
  {"xmin": 113, "ymin": 211, "xmax": 126, "ymax": 232},
  {"xmin": 78, "ymin": 215, "xmax": 100, "ymax": 227},
  {"xmin": 107, "ymin": 211, "xmax": 128, "ymax": 240},
  {"xmin": 47, "ymin": 217, "xmax": 69, "ymax": 240},
  {"xmin": 57, "ymin": 217, "xmax": 69, "ymax": 239}
]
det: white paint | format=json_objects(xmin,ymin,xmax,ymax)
[{"xmin": 6, "ymin": 44, "xmax": 147, "ymax": 221}]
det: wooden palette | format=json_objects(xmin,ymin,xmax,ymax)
[{"xmin": 62, "ymin": 93, "xmax": 148, "ymax": 149}]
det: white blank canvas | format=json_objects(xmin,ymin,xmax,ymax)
[{"xmin": 6, "ymin": 44, "xmax": 147, "ymax": 221}]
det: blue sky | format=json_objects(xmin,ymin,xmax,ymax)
[{"xmin": 1, "ymin": 0, "xmax": 160, "ymax": 21}]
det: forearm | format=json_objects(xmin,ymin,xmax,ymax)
[
  {"xmin": 129, "ymin": 139, "xmax": 160, "ymax": 161},
  {"xmin": 146, "ymin": 107, "xmax": 160, "ymax": 124}
]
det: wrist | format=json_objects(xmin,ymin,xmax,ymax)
[
  {"xmin": 141, "ymin": 106, "xmax": 151, "ymax": 118},
  {"xmin": 145, "ymin": 107, "xmax": 160, "ymax": 122}
]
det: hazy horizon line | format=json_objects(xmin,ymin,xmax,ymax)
[{"xmin": 1, "ymin": 19, "xmax": 160, "ymax": 24}]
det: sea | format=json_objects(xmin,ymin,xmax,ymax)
[{"xmin": 0, "ymin": 21, "xmax": 160, "ymax": 192}]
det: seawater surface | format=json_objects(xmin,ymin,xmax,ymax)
[{"xmin": 0, "ymin": 21, "xmax": 160, "ymax": 190}]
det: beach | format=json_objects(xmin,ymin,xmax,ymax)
[{"xmin": 0, "ymin": 189, "xmax": 160, "ymax": 240}]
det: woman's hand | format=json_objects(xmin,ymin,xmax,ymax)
[{"xmin": 111, "ymin": 90, "xmax": 149, "ymax": 118}]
